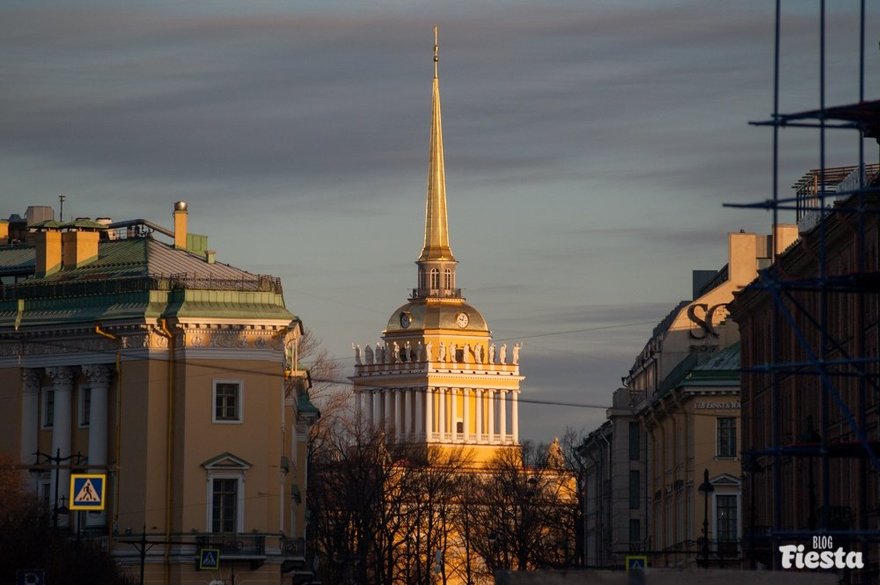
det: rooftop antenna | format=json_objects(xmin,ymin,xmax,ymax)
[{"xmin": 58, "ymin": 194, "xmax": 66, "ymax": 222}]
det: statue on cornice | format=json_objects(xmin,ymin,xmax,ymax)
[
  {"xmin": 547, "ymin": 437, "xmax": 565, "ymax": 468},
  {"xmin": 364, "ymin": 344, "xmax": 374, "ymax": 365},
  {"xmin": 353, "ymin": 343, "xmax": 362, "ymax": 365},
  {"xmin": 499, "ymin": 344, "xmax": 507, "ymax": 365},
  {"xmin": 512, "ymin": 342, "xmax": 522, "ymax": 365}
]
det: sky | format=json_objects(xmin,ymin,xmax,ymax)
[{"xmin": 2, "ymin": 0, "xmax": 877, "ymax": 443}]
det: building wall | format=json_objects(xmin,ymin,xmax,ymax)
[
  {"xmin": 0, "ymin": 225, "xmax": 313, "ymax": 584},
  {"xmin": 730, "ymin": 194, "xmax": 880, "ymax": 573}
]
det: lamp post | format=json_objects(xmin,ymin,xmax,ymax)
[
  {"xmin": 698, "ymin": 468, "xmax": 714, "ymax": 568},
  {"xmin": 30, "ymin": 448, "xmax": 84, "ymax": 529}
]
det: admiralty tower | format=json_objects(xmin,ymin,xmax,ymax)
[{"xmin": 350, "ymin": 28, "xmax": 523, "ymax": 464}]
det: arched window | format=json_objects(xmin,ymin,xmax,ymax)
[
  {"xmin": 430, "ymin": 268, "xmax": 440, "ymax": 289},
  {"xmin": 444, "ymin": 269, "xmax": 453, "ymax": 289}
]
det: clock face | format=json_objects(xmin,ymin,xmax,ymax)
[
  {"xmin": 456, "ymin": 312, "xmax": 469, "ymax": 328},
  {"xmin": 400, "ymin": 312, "xmax": 412, "ymax": 329}
]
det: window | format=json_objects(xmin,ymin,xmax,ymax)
[
  {"xmin": 79, "ymin": 387, "xmax": 91, "ymax": 427},
  {"xmin": 716, "ymin": 494, "xmax": 738, "ymax": 542},
  {"xmin": 430, "ymin": 268, "xmax": 440, "ymax": 289},
  {"xmin": 444, "ymin": 268, "xmax": 453, "ymax": 289},
  {"xmin": 211, "ymin": 478, "xmax": 238, "ymax": 533},
  {"xmin": 42, "ymin": 390, "xmax": 54, "ymax": 428},
  {"xmin": 717, "ymin": 417, "xmax": 736, "ymax": 458},
  {"xmin": 456, "ymin": 420, "xmax": 464, "ymax": 433},
  {"xmin": 629, "ymin": 422, "xmax": 640, "ymax": 460},
  {"xmin": 202, "ymin": 453, "xmax": 249, "ymax": 534},
  {"xmin": 213, "ymin": 381, "xmax": 242, "ymax": 423},
  {"xmin": 629, "ymin": 470, "xmax": 640, "ymax": 509},
  {"xmin": 629, "ymin": 518, "xmax": 641, "ymax": 546}
]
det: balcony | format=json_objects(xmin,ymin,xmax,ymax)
[
  {"xmin": 196, "ymin": 533, "xmax": 266, "ymax": 559},
  {"xmin": 281, "ymin": 536, "xmax": 306, "ymax": 559}
]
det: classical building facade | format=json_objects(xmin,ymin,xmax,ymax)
[
  {"xmin": 350, "ymin": 32, "xmax": 523, "ymax": 467},
  {"xmin": 580, "ymin": 226, "xmax": 797, "ymax": 569},
  {"xmin": 0, "ymin": 203, "xmax": 318, "ymax": 585}
]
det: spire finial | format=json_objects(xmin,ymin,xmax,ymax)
[{"xmin": 433, "ymin": 25, "xmax": 439, "ymax": 79}]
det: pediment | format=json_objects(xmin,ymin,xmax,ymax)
[
  {"xmin": 710, "ymin": 473, "xmax": 741, "ymax": 487},
  {"xmin": 201, "ymin": 451, "xmax": 252, "ymax": 471}
]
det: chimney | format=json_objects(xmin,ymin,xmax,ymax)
[
  {"xmin": 772, "ymin": 223, "xmax": 799, "ymax": 257},
  {"xmin": 174, "ymin": 201, "xmax": 188, "ymax": 249},
  {"xmin": 727, "ymin": 231, "xmax": 759, "ymax": 288},
  {"xmin": 62, "ymin": 229, "xmax": 100, "ymax": 269},
  {"xmin": 35, "ymin": 229, "xmax": 62, "ymax": 277}
]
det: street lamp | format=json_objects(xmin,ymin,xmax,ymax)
[
  {"xmin": 29, "ymin": 448, "xmax": 84, "ymax": 529},
  {"xmin": 698, "ymin": 468, "xmax": 714, "ymax": 568}
]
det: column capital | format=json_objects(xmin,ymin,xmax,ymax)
[
  {"xmin": 21, "ymin": 368, "xmax": 42, "ymax": 393},
  {"xmin": 46, "ymin": 366, "xmax": 75, "ymax": 387},
  {"xmin": 82, "ymin": 364, "xmax": 113, "ymax": 386}
]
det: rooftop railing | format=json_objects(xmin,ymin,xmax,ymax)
[{"xmin": 0, "ymin": 272, "xmax": 283, "ymax": 300}]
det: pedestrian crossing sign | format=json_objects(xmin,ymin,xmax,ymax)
[
  {"xmin": 626, "ymin": 555, "xmax": 648, "ymax": 573},
  {"xmin": 69, "ymin": 473, "xmax": 106, "ymax": 510},
  {"xmin": 199, "ymin": 548, "xmax": 221, "ymax": 570}
]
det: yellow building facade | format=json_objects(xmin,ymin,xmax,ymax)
[
  {"xmin": 0, "ymin": 205, "xmax": 318, "ymax": 584},
  {"xmin": 631, "ymin": 227, "xmax": 798, "ymax": 569}
]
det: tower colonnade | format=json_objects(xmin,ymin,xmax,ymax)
[{"xmin": 356, "ymin": 386, "xmax": 519, "ymax": 445}]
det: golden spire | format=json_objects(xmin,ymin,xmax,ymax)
[{"xmin": 419, "ymin": 25, "xmax": 455, "ymax": 262}]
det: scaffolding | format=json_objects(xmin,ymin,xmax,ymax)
[{"xmin": 724, "ymin": 1, "xmax": 880, "ymax": 581}]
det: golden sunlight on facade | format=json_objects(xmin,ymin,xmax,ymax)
[
  {"xmin": 0, "ymin": 203, "xmax": 319, "ymax": 584},
  {"xmin": 350, "ymin": 27, "xmax": 523, "ymax": 468}
]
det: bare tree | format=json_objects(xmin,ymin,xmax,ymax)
[{"xmin": 463, "ymin": 444, "xmax": 580, "ymax": 574}]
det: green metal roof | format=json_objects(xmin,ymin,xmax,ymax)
[
  {"xmin": 0, "ymin": 236, "xmax": 296, "ymax": 327},
  {"xmin": 0, "ymin": 245, "xmax": 36, "ymax": 276},
  {"xmin": 680, "ymin": 342, "xmax": 741, "ymax": 386}
]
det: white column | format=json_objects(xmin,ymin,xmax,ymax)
[
  {"xmin": 488, "ymin": 390, "xmax": 495, "ymax": 443},
  {"xmin": 406, "ymin": 388, "xmax": 415, "ymax": 438},
  {"xmin": 20, "ymin": 369, "xmax": 41, "ymax": 465},
  {"xmin": 394, "ymin": 390, "xmax": 403, "ymax": 441},
  {"xmin": 372, "ymin": 390, "xmax": 380, "ymax": 430},
  {"xmin": 424, "ymin": 387, "xmax": 432, "ymax": 440},
  {"xmin": 83, "ymin": 364, "xmax": 111, "ymax": 527},
  {"xmin": 385, "ymin": 390, "xmax": 394, "ymax": 435},
  {"xmin": 462, "ymin": 389, "xmax": 470, "ymax": 442},
  {"xmin": 438, "ymin": 387, "xmax": 446, "ymax": 438},
  {"xmin": 47, "ymin": 366, "xmax": 74, "ymax": 524},
  {"xmin": 475, "ymin": 389, "xmax": 483, "ymax": 443},
  {"xmin": 512, "ymin": 390, "xmax": 519, "ymax": 443},
  {"xmin": 451, "ymin": 389, "xmax": 458, "ymax": 442},
  {"xmin": 499, "ymin": 390, "xmax": 507, "ymax": 443},
  {"xmin": 414, "ymin": 389, "xmax": 423, "ymax": 438}
]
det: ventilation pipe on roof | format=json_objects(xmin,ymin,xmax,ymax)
[{"xmin": 173, "ymin": 201, "xmax": 188, "ymax": 250}]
